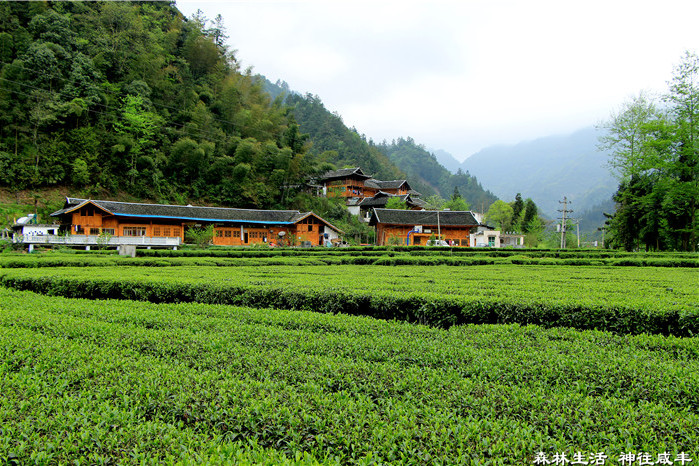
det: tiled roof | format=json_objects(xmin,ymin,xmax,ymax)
[
  {"xmin": 370, "ymin": 208, "xmax": 480, "ymax": 227},
  {"xmin": 364, "ymin": 179, "xmax": 409, "ymax": 190},
  {"xmin": 51, "ymin": 198, "xmax": 343, "ymax": 232},
  {"xmin": 319, "ymin": 167, "xmax": 371, "ymax": 181},
  {"xmin": 359, "ymin": 193, "xmax": 410, "ymax": 208}
]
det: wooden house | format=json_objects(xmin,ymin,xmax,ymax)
[
  {"xmin": 319, "ymin": 167, "xmax": 373, "ymax": 198},
  {"xmin": 49, "ymin": 198, "xmax": 343, "ymax": 248},
  {"xmin": 351, "ymin": 192, "xmax": 425, "ymax": 219},
  {"xmin": 318, "ymin": 168, "xmax": 414, "ymax": 200},
  {"xmin": 363, "ymin": 179, "xmax": 412, "ymax": 196},
  {"xmin": 369, "ymin": 208, "xmax": 480, "ymax": 247}
]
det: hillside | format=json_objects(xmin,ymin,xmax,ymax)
[
  {"xmin": 460, "ymin": 127, "xmax": 616, "ymax": 218},
  {"xmin": 431, "ymin": 148, "xmax": 462, "ymax": 174},
  {"xmin": 256, "ymin": 79, "xmax": 426, "ymax": 193},
  {"xmin": 0, "ymin": 2, "xmax": 313, "ymax": 210},
  {"xmin": 284, "ymin": 92, "xmax": 405, "ymax": 182},
  {"xmin": 376, "ymin": 138, "xmax": 498, "ymax": 209}
]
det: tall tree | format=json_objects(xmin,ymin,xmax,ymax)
[
  {"xmin": 511, "ymin": 193, "xmax": 524, "ymax": 224},
  {"xmin": 598, "ymin": 92, "xmax": 664, "ymax": 181},
  {"xmin": 486, "ymin": 200, "xmax": 513, "ymax": 230},
  {"xmin": 664, "ymin": 51, "xmax": 699, "ymax": 251}
]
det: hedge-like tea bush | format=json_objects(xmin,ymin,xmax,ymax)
[{"xmin": 2, "ymin": 264, "xmax": 696, "ymax": 336}]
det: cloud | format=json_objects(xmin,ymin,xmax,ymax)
[{"xmin": 177, "ymin": 0, "xmax": 699, "ymax": 159}]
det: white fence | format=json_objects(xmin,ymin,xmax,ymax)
[{"xmin": 18, "ymin": 234, "xmax": 181, "ymax": 247}]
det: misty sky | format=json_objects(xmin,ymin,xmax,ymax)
[{"xmin": 177, "ymin": 0, "xmax": 699, "ymax": 161}]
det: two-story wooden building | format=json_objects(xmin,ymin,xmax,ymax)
[
  {"xmin": 318, "ymin": 167, "xmax": 415, "ymax": 200},
  {"xmin": 369, "ymin": 208, "xmax": 480, "ymax": 247},
  {"xmin": 320, "ymin": 168, "xmax": 374, "ymax": 198},
  {"xmin": 49, "ymin": 198, "xmax": 343, "ymax": 248}
]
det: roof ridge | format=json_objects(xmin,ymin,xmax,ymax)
[{"xmin": 89, "ymin": 199, "xmax": 301, "ymax": 214}]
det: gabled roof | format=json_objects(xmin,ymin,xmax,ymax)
[
  {"xmin": 359, "ymin": 193, "xmax": 410, "ymax": 208},
  {"xmin": 319, "ymin": 167, "xmax": 372, "ymax": 181},
  {"xmin": 51, "ymin": 198, "xmax": 344, "ymax": 233},
  {"xmin": 288, "ymin": 211, "xmax": 344, "ymax": 234},
  {"xmin": 369, "ymin": 208, "xmax": 480, "ymax": 227},
  {"xmin": 364, "ymin": 179, "xmax": 410, "ymax": 190}
]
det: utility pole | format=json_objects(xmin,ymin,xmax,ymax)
[{"xmin": 558, "ymin": 197, "xmax": 573, "ymax": 249}]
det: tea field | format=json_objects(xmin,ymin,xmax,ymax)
[
  {"xmin": 0, "ymin": 250, "xmax": 698, "ymax": 464},
  {"xmin": 1, "ymin": 262, "xmax": 697, "ymax": 335}
]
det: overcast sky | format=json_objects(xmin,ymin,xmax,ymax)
[{"xmin": 177, "ymin": 0, "xmax": 699, "ymax": 161}]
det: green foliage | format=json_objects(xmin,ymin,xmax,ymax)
[
  {"xmin": 600, "ymin": 52, "xmax": 699, "ymax": 251},
  {"xmin": 422, "ymin": 194, "xmax": 444, "ymax": 210},
  {"xmin": 443, "ymin": 196, "xmax": 469, "ymax": 211},
  {"xmin": 376, "ymin": 137, "xmax": 498, "ymax": 208},
  {"xmin": 0, "ymin": 2, "xmax": 315, "ymax": 208},
  {"xmin": 284, "ymin": 93, "xmax": 404, "ymax": 182},
  {"xmin": 486, "ymin": 200, "xmax": 514, "ymax": 230},
  {"xmin": 385, "ymin": 196, "xmax": 407, "ymax": 210},
  {"xmin": 1, "ymin": 285, "xmax": 699, "ymax": 463},
  {"xmin": 185, "ymin": 225, "xmax": 214, "ymax": 248},
  {"xmin": 2, "ymin": 258, "xmax": 697, "ymax": 336}
]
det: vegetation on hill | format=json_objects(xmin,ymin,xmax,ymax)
[
  {"xmin": 260, "ymin": 79, "xmax": 499, "ymax": 210},
  {"xmin": 283, "ymin": 92, "xmax": 405, "ymax": 181},
  {"xmin": 376, "ymin": 137, "xmax": 498, "ymax": 210},
  {"xmin": 0, "ymin": 2, "xmax": 314, "ymax": 210}
]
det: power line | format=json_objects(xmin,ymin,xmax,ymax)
[{"xmin": 557, "ymin": 196, "xmax": 573, "ymax": 249}]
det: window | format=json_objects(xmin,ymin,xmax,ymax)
[
  {"xmin": 89, "ymin": 228, "xmax": 100, "ymax": 235},
  {"xmin": 172, "ymin": 228, "xmax": 180, "ymax": 237},
  {"xmin": 162, "ymin": 227, "xmax": 171, "ymax": 236},
  {"xmin": 102, "ymin": 229, "xmax": 115, "ymax": 236},
  {"xmin": 233, "ymin": 230, "xmax": 240, "ymax": 238},
  {"xmin": 215, "ymin": 230, "xmax": 223, "ymax": 237},
  {"xmin": 153, "ymin": 227, "xmax": 161, "ymax": 236},
  {"xmin": 224, "ymin": 230, "xmax": 231, "ymax": 238},
  {"xmin": 308, "ymin": 224, "xmax": 313, "ymax": 232},
  {"xmin": 123, "ymin": 227, "xmax": 147, "ymax": 237},
  {"xmin": 488, "ymin": 236, "xmax": 496, "ymax": 247}
]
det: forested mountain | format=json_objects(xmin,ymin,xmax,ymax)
[
  {"xmin": 257, "ymin": 78, "xmax": 498, "ymax": 208},
  {"xmin": 376, "ymin": 138, "xmax": 498, "ymax": 210},
  {"xmin": 460, "ymin": 127, "xmax": 616, "ymax": 218},
  {"xmin": 431, "ymin": 149, "xmax": 462, "ymax": 174},
  {"xmin": 0, "ymin": 2, "xmax": 313, "ymax": 209},
  {"xmin": 284, "ymin": 92, "xmax": 405, "ymax": 182}
]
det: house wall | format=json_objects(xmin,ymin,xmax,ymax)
[
  {"xmin": 66, "ymin": 204, "xmax": 341, "ymax": 248},
  {"xmin": 380, "ymin": 186, "xmax": 409, "ymax": 196},
  {"xmin": 21, "ymin": 225, "xmax": 59, "ymax": 236},
  {"xmin": 213, "ymin": 226, "xmax": 284, "ymax": 246},
  {"xmin": 293, "ymin": 216, "xmax": 326, "ymax": 246},
  {"xmin": 69, "ymin": 207, "xmax": 184, "ymax": 239},
  {"xmin": 376, "ymin": 224, "xmax": 473, "ymax": 246},
  {"xmin": 470, "ymin": 229, "xmax": 501, "ymax": 248},
  {"xmin": 325, "ymin": 175, "xmax": 371, "ymax": 198}
]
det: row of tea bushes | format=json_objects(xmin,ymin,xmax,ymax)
[
  {"xmin": 1, "ymin": 287, "xmax": 697, "ymax": 463},
  {"xmin": 2, "ymin": 264, "xmax": 696, "ymax": 336},
  {"xmin": 1, "ymin": 250, "xmax": 696, "ymax": 268}
]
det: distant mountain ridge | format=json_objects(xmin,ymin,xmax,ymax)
[
  {"xmin": 459, "ymin": 127, "xmax": 616, "ymax": 217},
  {"xmin": 260, "ymin": 77, "xmax": 496, "ymax": 207},
  {"xmin": 430, "ymin": 149, "xmax": 462, "ymax": 174}
]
